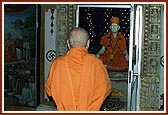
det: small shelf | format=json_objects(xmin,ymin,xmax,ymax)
[
  {"xmin": 110, "ymin": 77, "xmax": 128, "ymax": 81},
  {"xmin": 108, "ymin": 71, "xmax": 128, "ymax": 81}
]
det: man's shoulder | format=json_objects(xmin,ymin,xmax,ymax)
[
  {"xmin": 86, "ymin": 53, "xmax": 96, "ymax": 58},
  {"xmin": 51, "ymin": 55, "xmax": 66, "ymax": 64},
  {"xmin": 86, "ymin": 54, "xmax": 103, "ymax": 63},
  {"xmin": 55, "ymin": 55, "xmax": 66, "ymax": 60}
]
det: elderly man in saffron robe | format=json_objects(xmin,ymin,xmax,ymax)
[
  {"xmin": 45, "ymin": 27, "xmax": 111, "ymax": 111},
  {"xmin": 99, "ymin": 17, "xmax": 128, "ymax": 71}
]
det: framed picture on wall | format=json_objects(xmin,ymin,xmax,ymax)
[{"xmin": 3, "ymin": 4, "xmax": 40, "ymax": 109}]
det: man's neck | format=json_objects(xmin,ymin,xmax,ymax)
[{"xmin": 112, "ymin": 32, "xmax": 118, "ymax": 38}]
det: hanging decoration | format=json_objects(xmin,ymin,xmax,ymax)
[{"xmin": 50, "ymin": 9, "xmax": 55, "ymax": 36}]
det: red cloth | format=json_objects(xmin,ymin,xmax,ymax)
[{"xmin": 4, "ymin": 40, "xmax": 17, "ymax": 62}]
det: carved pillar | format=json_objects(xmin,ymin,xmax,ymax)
[
  {"xmin": 56, "ymin": 4, "xmax": 77, "ymax": 56},
  {"xmin": 140, "ymin": 4, "xmax": 162, "ymax": 111}
]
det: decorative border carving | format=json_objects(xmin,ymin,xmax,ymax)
[
  {"xmin": 140, "ymin": 4, "xmax": 162, "ymax": 111},
  {"xmin": 56, "ymin": 4, "xmax": 77, "ymax": 56}
]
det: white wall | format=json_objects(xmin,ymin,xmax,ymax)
[{"xmin": 44, "ymin": 9, "xmax": 57, "ymax": 100}]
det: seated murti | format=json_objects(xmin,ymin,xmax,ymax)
[{"xmin": 99, "ymin": 17, "xmax": 128, "ymax": 72}]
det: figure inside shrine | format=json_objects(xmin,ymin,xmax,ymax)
[
  {"xmin": 99, "ymin": 17, "xmax": 128, "ymax": 71},
  {"xmin": 4, "ymin": 32, "xmax": 17, "ymax": 62}
]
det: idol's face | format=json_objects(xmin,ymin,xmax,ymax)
[{"xmin": 109, "ymin": 23, "xmax": 120, "ymax": 33}]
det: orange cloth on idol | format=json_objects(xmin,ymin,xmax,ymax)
[
  {"xmin": 110, "ymin": 17, "xmax": 120, "ymax": 24},
  {"xmin": 45, "ymin": 47, "xmax": 111, "ymax": 111},
  {"xmin": 99, "ymin": 31, "xmax": 128, "ymax": 68}
]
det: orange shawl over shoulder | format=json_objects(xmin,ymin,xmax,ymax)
[{"xmin": 46, "ymin": 47, "xmax": 111, "ymax": 111}]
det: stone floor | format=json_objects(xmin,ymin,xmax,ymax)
[{"xmin": 35, "ymin": 104, "xmax": 57, "ymax": 111}]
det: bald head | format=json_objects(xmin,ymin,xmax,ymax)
[{"xmin": 68, "ymin": 27, "xmax": 89, "ymax": 48}]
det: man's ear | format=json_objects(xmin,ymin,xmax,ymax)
[
  {"xmin": 118, "ymin": 25, "xmax": 120, "ymax": 30},
  {"xmin": 86, "ymin": 39, "xmax": 90, "ymax": 49},
  {"xmin": 67, "ymin": 40, "xmax": 71, "ymax": 50}
]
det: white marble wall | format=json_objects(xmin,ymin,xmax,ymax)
[{"xmin": 44, "ymin": 9, "xmax": 57, "ymax": 100}]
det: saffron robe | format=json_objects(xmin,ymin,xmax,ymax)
[
  {"xmin": 45, "ymin": 47, "xmax": 111, "ymax": 111},
  {"xmin": 99, "ymin": 31, "xmax": 128, "ymax": 70}
]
